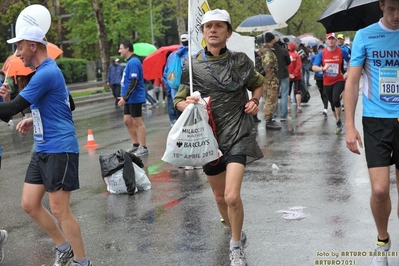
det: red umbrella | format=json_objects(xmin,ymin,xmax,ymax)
[
  {"xmin": 142, "ymin": 44, "xmax": 180, "ymax": 80},
  {"xmin": 2, "ymin": 42, "xmax": 63, "ymax": 78}
]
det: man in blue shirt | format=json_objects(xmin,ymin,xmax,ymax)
[
  {"xmin": 117, "ymin": 40, "xmax": 148, "ymax": 156},
  {"xmin": 0, "ymin": 80, "xmax": 9, "ymax": 264},
  {"xmin": 337, "ymin": 34, "xmax": 351, "ymax": 73},
  {"xmin": 345, "ymin": 1, "xmax": 399, "ymax": 265},
  {"xmin": 106, "ymin": 58, "xmax": 124, "ymax": 108},
  {"xmin": 0, "ymin": 25, "xmax": 92, "ymax": 266}
]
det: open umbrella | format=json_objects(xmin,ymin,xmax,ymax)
[
  {"xmin": 133, "ymin": 43, "xmax": 157, "ymax": 57},
  {"xmin": 317, "ymin": 0, "xmax": 381, "ymax": 32},
  {"xmin": 283, "ymin": 35, "xmax": 302, "ymax": 46},
  {"xmin": 142, "ymin": 44, "xmax": 180, "ymax": 80},
  {"xmin": 256, "ymin": 32, "xmax": 301, "ymax": 46},
  {"xmin": 236, "ymin": 14, "xmax": 288, "ymax": 33},
  {"xmin": 2, "ymin": 42, "xmax": 63, "ymax": 78},
  {"xmin": 298, "ymin": 36, "xmax": 323, "ymax": 47}
]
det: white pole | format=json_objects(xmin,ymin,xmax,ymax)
[
  {"xmin": 188, "ymin": 0, "xmax": 193, "ymax": 95},
  {"xmin": 150, "ymin": 0, "xmax": 154, "ymax": 45}
]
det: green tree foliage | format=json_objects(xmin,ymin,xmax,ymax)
[
  {"xmin": 0, "ymin": 0, "xmax": 360, "ymax": 66},
  {"xmin": 60, "ymin": 0, "xmax": 171, "ymax": 59}
]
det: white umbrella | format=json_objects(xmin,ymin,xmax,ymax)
[{"xmin": 236, "ymin": 14, "xmax": 287, "ymax": 33}]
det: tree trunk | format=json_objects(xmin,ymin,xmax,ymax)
[
  {"xmin": 91, "ymin": 0, "xmax": 110, "ymax": 85},
  {"xmin": 175, "ymin": 0, "xmax": 186, "ymax": 38}
]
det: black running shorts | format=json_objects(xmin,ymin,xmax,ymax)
[
  {"xmin": 124, "ymin": 103, "xmax": 144, "ymax": 118},
  {"xmin": 25, "ymin": 153, "xmax": 80, "ymax": 192},
  {"xmin": 203, "ymin": 154, "xmax": 246, "ymax": 176},
  {"xmin": 363, "ymin": 117, "xmax": 399, "ymax": 169}
]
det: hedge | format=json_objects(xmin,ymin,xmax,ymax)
[
  {"xmin": 56, "ymin": 58, "xmax": 88, "ymax": 84},
  {"xmin": 0, "ymin": 58, "xmax": 88, "ymax": 84}
]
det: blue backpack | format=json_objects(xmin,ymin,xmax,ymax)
[{"xmin": 166, "ymin": 56, "xmax": 183, "ymax": 91}]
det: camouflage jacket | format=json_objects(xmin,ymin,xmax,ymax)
[{"xmin": 259, "ymin": 45, "xmax": 279, "ymax": 87}]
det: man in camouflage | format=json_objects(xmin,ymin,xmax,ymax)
[{"xmin": 259, "ymin": 32, "xmax": 281, "ymax": 130}]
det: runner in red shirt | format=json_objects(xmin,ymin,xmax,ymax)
[{"xmin": 312, "ymin": 33, "xmax": 350, "ymax": 134}]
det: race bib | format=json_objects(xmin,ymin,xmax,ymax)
[
  {"xmin": 325, "ymin": 63, "xmax": 339, "ymax": 77},
  {"xmin": 31, "ymin": 109, "xmax": 45, "ymax": 143},
  {"xmin": 379, "ymin": 68, "xmax": 399, "ymax": 103}
]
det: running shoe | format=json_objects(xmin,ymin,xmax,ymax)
[
  {"xmin": 133, "ymin": 146, "xmax": 149, "ymax": 157},
  {"xmin": 0, "ymin": 230, "xmax": 8, "ymax": 264},
  {"xmin": 53, "ymin": 246, "xmax": 74, "ymax": 266},
  {"xmin": 371, "ymin": 239, "xmax": 391, "ymax": 266},
  {"xmin": 335, "ymin": 126, "xmax": 342, "ymax": 135},
  {"xmin": 322, "ymin": 109, "xmax": 327, "ymax": 117},
  {"xmin": 241, "ymin": 231, "xmax": 248, "ymax": 249},
  {"xmin": 220, "ymin": 215, "xmax": 225, "ymax": 224},
  {"xmin": 126, "ymin": 144, "xmax": 139, "ymax": 153},
  {"xmin": 70, "ymin": 260, "xmax": 94, "ymax": 266},
  {"xmin": 335, "ymin": 119, "xmax": 343, "ymax": 135},
  {"xmin": 229, "ymin": 248, "xmax": 247, "ymax": 266}
]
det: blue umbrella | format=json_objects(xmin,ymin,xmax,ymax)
[{"xmin": 236, "ymin": 14, "xmax": 287, "ymax": 33}]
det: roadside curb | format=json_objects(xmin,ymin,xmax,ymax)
[{"xmin": 74, "ymin": 91, "xmax": 113, "ymax": 106}]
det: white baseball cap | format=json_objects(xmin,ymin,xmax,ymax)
[
  {"xmin": 7, "ymin": 25, "xmax": 48, "ymax": 45},
  {"xmin": 201, "ymin": 9, "xmax": 231, "ymax": 25},
  {"xmin": 180, "ymin": 33, "xmax": 188, "ymax": 42}
]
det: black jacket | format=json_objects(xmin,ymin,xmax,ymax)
[{"xmin": 273, "ymin": 43, "xmax": 291, "ymax": 80}]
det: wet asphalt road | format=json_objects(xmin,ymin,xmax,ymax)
[{"xmin": 1, "ymin": 83, "xmax": 399, "ymax": 266}]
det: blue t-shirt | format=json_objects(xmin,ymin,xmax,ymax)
[
  {"xmin": 121, "ymin": 56, "xmax": 145, "ymax": 104},
  {"xmin": 350, "ymin": 21, "xmax": 399, "ymax": 118},
  {"xmin": 19, "ymin": 58, "xmax": 79, "ymax": 153},
  {"xmin": 310, "ymin": 55, "xmax": 323, "ymax": 78}
]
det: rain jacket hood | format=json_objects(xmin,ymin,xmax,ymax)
[
  {"xmin": 288, "ymin": 42, "xmax": 297, "ymax": 52},
  {"xmin": 176, "ymin": 45, "xmax": 188, "ymax": 57}
]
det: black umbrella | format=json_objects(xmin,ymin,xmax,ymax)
[{"xmin": 317, "ymin": 0, "xmax": 382, "ymax": 32}]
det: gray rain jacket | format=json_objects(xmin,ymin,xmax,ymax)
[{"xmin": 175, "ymin": 49, "xmax": 264, "ymax": 164}]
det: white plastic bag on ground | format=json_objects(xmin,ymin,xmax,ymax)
[
  {"xmin": 275, "ymin": 206, "xmax": 309, "ymax": 220},
  {"xmin": 103, "ymin": 169, "xmax": 132, "ymax": 194},
  {"xmin": 162, "ymin": 92, "xmax": 222, "ymax": 167},
  {"xmin": 103, "ymin": 163, "xmax": 151, "ymax": 194},
  {"xmin": 133, "ymin": 163, "xmax": 151, "ymax": 190}
]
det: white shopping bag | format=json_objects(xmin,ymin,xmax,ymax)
[
  {"xmin": 103, "ymin": 163, "xmax": 151, "ymax": 194},
  {"xmin": 103, "ymin": 169, "xmax": 131, "ymax": 194},
  {"xmin": 162, "ymin": 92, "xmax": 222, "ymax": 167},
  {"xmin": 133, "ymin": 163, "xmax": 151, "ymax": 191}
]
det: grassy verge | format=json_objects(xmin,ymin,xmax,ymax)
[{"xmin": 70, "ymin": 88, "xmax": 108, "ymax": 98}]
